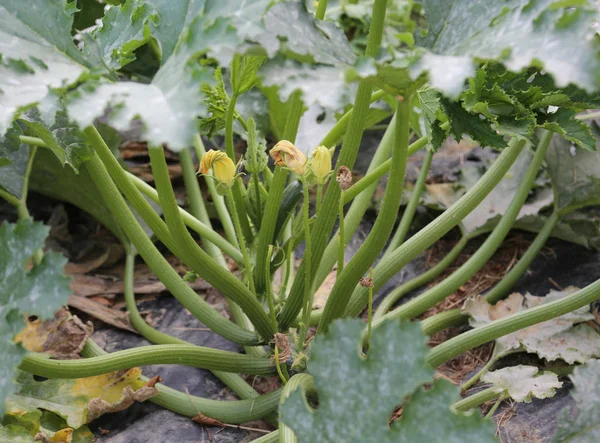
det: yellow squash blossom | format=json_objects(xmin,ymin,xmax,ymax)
[
  {"xmin": 309, "ymin": 145, "xmax": 333, "ymax": 184},
  {"xmin": 199, "ymin": 150, "xmax": 236, "ymax": 187},
  {"xmin": 269, "ymin": 140, "xmax": 306, "ymax": 175}
]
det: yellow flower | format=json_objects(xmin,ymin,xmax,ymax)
[
  {"xmin": 199, "ymin": 150, "xmax": 236, "ymax": 187},
  {"xmin": 269, "ymin": 140, "xmax": 306, "ymax": 175},
  {"xmin": 309, "ymin": 145, "xmax": 333, "ymax": 184}
]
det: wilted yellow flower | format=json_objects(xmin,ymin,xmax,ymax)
[
  {"xmin": 309, "ymin": 145, "xmax": 332, "ymax": 184},
  {"xmin": 199, "ymin": 150, "xmax": 236, "ymax": 187},
  {"xmin": 270, "ymin": 140, "xmax": 306, "ymax": 175}
]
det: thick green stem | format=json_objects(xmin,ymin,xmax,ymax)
[
  {"xmin": 147, "ymin": 146, "xmax": 273, "ymax": 340},
  {"xmin": 278, "ymin": 0, "xmax": 389, "ymax": 329},
  {"xmin": 298, "ymin": 181, "xmax": 313, "ymax": 347},
  {"xmin": 254, "ymin": 431, "xmax": 279, "ymax": 443},
  {"xmin": 374, "ymin": 235, "xmax": 470, "ymax": 320},
  {"xmin": 279, "ymin": 374, "xmax": 316, "ymax": 443},
  {"xmin": 337, "ymin": 189, "xmax": 345, "ymax": 276},
  {"xmin": 122, "ymin": 248, "xmax": 261, "ymax": 401},
  {"xmin": 376, "ymin": 132, "xmax": 551, "ymax": 325},
  {"xmin": 124, "ymin": 170, "xmax": 242, "ymax": 264},
  {"xmin": 83, "ymin": 136, "xmax": 258, "ymax": 345},
  {"xmin": 226, "ymin": 187, "xmax": 256, "ymax": 294},
  {"xmin": 193, "ymin": 135, "xmax": 239, "ymax": 247},
  {"xmin": 421, "ymin": 211, "xmax": 560, "ymax": 335},
  {"xmin": 453, "ymin": 387, "xmax": 500, "ymax": 412},
  {"xmin": 344, "ymin": 138, "xmax": 527, "ymax": 318},
  {"xmin": 254, "ymin": 91, "xmax": 303, "ymax": 293},
  {"xmin": 320, "ymin": 90, "xmax": 387, "ymax": 148},
  {"xmin": 427, "ymin": 276, "xmax": 600, "ymax": 367},
  {"xmin": 225, "ymin": 92, "xmax": 253, "ymax": 241},
  {"xmin": 82, "ymin": 340, "xmax": 280, "ymax": 424},
  {"xmin": 319, "ymin": 95, "xmax": 412, "ymax": 331},
  {"xmin": 315, "ymin": 0, "xmax": 328, "ymax": 20},
  {"xmin": 21, "ymin": 344, "xmax": 274, "ymax": 378},
  {"xmin": 384, "ymin": 148, "xmax": 433, "ymax": 255}
]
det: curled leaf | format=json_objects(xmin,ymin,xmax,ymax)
[{"xmin": 482, "ymin": 365, "xmax": 562, "ymax": 403}]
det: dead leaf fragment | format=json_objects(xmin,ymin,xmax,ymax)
[
  {"xmin": 273, "ymin": 333, "xmax": 292, "ymax": 363},
  {"xmin": 192, "ymin": 413, "xmax": 227, "ymax": 427},
  {"xmin": 14, "ymin": 308, "xmax": 93, "ymax": 359},
  {"xmin": 67, "ymin": 295, "xmax": 135, "ymax": 333}
]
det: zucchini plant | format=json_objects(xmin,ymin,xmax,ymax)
[{"xmin": 1, "ymin": 0, "xmax": 600, "ymax": 441}]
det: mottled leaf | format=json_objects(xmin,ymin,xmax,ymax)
[{"xmin": 280, "ymin": 319, "xmax": 496, "ymax": 442}]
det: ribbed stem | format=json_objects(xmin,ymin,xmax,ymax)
[
  {"xmin": 376, "ymin": 132, "xmax": 551, "ymax": 325},
  {"xmin": 21, "ymin": 344, "xmax": 274, "ymax": 378},
  {"xmin": 421, "ymin": 211, "xmax": 560, "ymax": 335},
  {"xmin": 123, "ymin": 171, "xmax": 242, "ymax": 264},
  {"xmin": 82, "ymin": 340, "xmax": 280, "ymax": 424},
  {"xmin": 278, "ymin": 0, "xmax": 389, "ymax": 329},
  {"xmin": 453, "ymin": 387, "xmax": 500, "ymax": 412},
  {"xmin": 226, "ymin": 187, "xmax": 256, "ymax": 294},
  {"xmin": 344, "ymin": 138, "xmax": 526, "ymax": 318},
  {"xmin": 147, "ymin": 146, "xmax": 274, "ymax": 340},
  {"xmin": 298, "ymin": 181, "xmax": 313, "ymax": 347},
  {"xmin": 83, "ymin": 139, "xmax": 259, "ymax": 345},
  {"xmin": 374, "ymin": 235, "xmax": 470, "ymax": 320},
  {"xmin": 315, "ymin": 0, "xmax": 328, "ymax": 20},
  {"xmin": 427, "ymin": 276, "xmax": 600, "ymax": 367},
  {"xmin": 384, "ymin": 148, "xmax": 433, "ymax": 255},
  {"xmin": 319, "ymin": 95, "xmax": 412, "ymax": 331},
  {"xmin": 254, "ymin": 91, "xmax": 303, "ymax": 294}
]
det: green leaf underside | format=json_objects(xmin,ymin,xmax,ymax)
[
  {"xmin": 482, "ymin": 365, "xmax": 562, "ymax": 403},
  {"xmin": 553, "ymin": 360, "xmax": 600, "ymax": 442},
  {"xmin": 0, "ymin": 220, "xmax": 70, "ymax": 416},
  {"xmin": 280, "ymin": 319, "xmax": 497, "ymax": 442}
]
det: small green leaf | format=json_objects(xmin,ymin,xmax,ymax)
[
  {"xmin": 0, "ymin": 220, "xmax": 70, "ymax": 416},
  {"xmin": 280, "ymin": 319, "xmax": 497, "ymax": 442},
  {"xmin": 482, "ymin": 365, "xmax": 562, "ymax": 403},
  {"xmin": 541, "ymin": 109, "xmax": 597, "ymax": 151},
  {"xmin": 0, "ymin": 124, "xmax": 29, "ymax": 198},
  {"xmin": 553, "ymin": 359, "xmax": 600, "ymax": 442}
]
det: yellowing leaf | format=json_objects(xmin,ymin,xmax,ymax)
[
  {"xmin": 5, "ymin": 368, "xmax": 157, "ymax": 428},
  {"xmin": 464, "ymin": 287, "xmax": 600, "ymax": 363}
]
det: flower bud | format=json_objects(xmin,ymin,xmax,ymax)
[
  {"xmin": 309, "ymin": 145, "xmax": 333, "ymax": 184},
  {"xmin": 269, "ymin": 140, "xmax": 306, "ymax": 175},
  {"xmin": 199, "ymin": 150, "xmax": 236, "ymax": 187}
]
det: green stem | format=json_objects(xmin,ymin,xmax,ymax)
[
  {"xmin": 278, "ymin": 374, "xmax": 316, "ymax": 443},
  {"xmin": 374, "ymin": 235, "xmax": 470, "ymax": 320},
  {"xmin": 19, "ymin": 145, "xmax": 43, "ymax": 264},
  {"xmin": 485, "ymin": 396, "xmax": 504, "ymax": 418},
  {"xmin": 421, "ymin": 211, "xmax": 560, "ymax": 335},
  {"xmin": 320, "ymin": 91, "xmax": 387, "ymax": 148},
  {"xmin": 376, "ymin": 132, "xmax": 551, "ymax": 325},
  {"xmin": 82, "ymin": 340, "xmax": 280, "ymax": 424},
  {"xmin": 383, "ymin": 148, "xmax": 433, "ymax": 256},
  {"xmin": 298, "ymin": 181, "xmax": 313, "ymax": 347},
  {"xmin": 21, "ymin": 344, "xmax": 274, "ymax": 378},
  {"xmin": 147, "ymin": 146, "xmax": 274, "ymax": 340},
  {"xmin": 319, "ymin": 95, "xmax": 412, "ymax": 331},
  {"xmin": 278, "ymin": 0, "xmax": 390, "ymax": 329},
  {"xmin": 453, "ymin": 387, "xmax": 500, "ymax": 412},
  {"xmin": 315, "ymin": 0, "xmax": 328, "ymax": 20},
  {"xmin": 254, "ymin": 91, "xmax": 303, "ymax": 294},
  {"xmin": 254, "ymin": 431, "xmax": 279, "ymax": 443},
  {"xmin": 179, "ymin": 148, "xmax": 225, "ymax": 260},
  {"xmin": 427, "ymin": 276, "xmax": 600, "ymax": 367},
  {"xmin": 122, "ymin": 248, "xmax": 262, "ymax": 401},
  {"xmin": 314, "ymin": 114, "xmax": 398, "ymax": 291},
  {"xmin": 225, "ymin": 91, "xmax": 253, "ymax": 241},
  {"xmin": 266, "ymin": 245, "xmax": 278, "ymax": 329},
  {"xmin": 344, "ymin": 138, "xmax": 526, "ymax": 318},
  {"xmin": 193, "ymin": 135, "xmax": 239, "ymax": 247},
  {"xmin": 342, "ymin": 135, "xmax": 430, "ymax": 204},
  {"xmin": 367, "ymin": 268, "xmax": 374, "ymax": 346},
  {"xmin": 83, "ymin": 138, "xmax": 258, "ymax": 345},
  {"xmin": 124, "ymin": 170, "xmax": 243, "ymax": 264},
  {"xmin": 226, "ymin": 187, "xmax": 256, "ymax": 294},
  {"xmin": 254, "ymin": 173, "xmax": 263, "ymax": 230},
  {"xmin": 0, "ymin": 187, "xmax": 20, "ymax": 207},
  {"xmin": 461, "ymin": 352, "xmax": 499, "ymax": 391},
  {"xmin": 337, "ymin": 189, "xmax": 345, "ymax": 276}
]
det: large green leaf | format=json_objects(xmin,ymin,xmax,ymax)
[
  {"xmin": 0, "ymin": 1, "xmax": 86, "ymax": 137},
  {"xmin": 0, "ymin": 220, "xmax": 70, "ymax": 416},
  {"xmin": 280, "ymin": 319, "xmax": 497, "ymax": 442},
  {"xmin": 553, "ymin": 359, "xmax": 600, "ymax": 442},
  {"xmin": 0, "ymin": 124, "xmax": 29, "ymax": 198}
]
